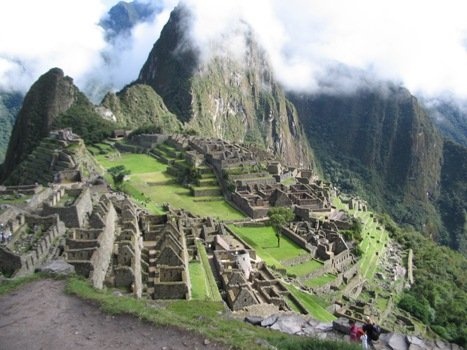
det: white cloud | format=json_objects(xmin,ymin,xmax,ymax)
[
  {"xmin": 182, "ymin": 0, "xmax": 467, "ymax": 99},
  {"xmin": 0, "ymin": 0, "xmax": 108, "ymax": 91},
  {"xmin": 0, "ymin": 0, "xmax": 466, "ymax": 101}
]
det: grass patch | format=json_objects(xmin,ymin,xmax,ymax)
[
  {"xmin": 65, "ymin": 276, "xmax": 358, "ymax": 350},
  {"xmin": 97, "ymin": 153, "xmax": 166, "ymax": 174},
  {"xmin": 286, "ymin": 284, "xmax": 336, "ymax": 322},
  {"xmin": 228, "ymin": 225, "xmax": 307, "ymax": 268},
  {"xmin": 189, "ymin": 261, "xmax": 208, "ymax": 300},
  {"xmin": 286, "ymin": 260, "xmax": 323, "ymax": 277},
  {"xmin": 196, "ymin": 240, "xmax": 222, "ymax": 301},
  {"xmin": 96, "ymin": 152, "xmax": 244, "ymax": 220},
  {"xmin": 333, "ymin": 197, "xmax": 389, "ymax": 281},
  {"xmin": 0, "ymin": 274, "xmax": 43, "ymax": 295},
  {"xmin": 304, "ymin": 274, "xmax": 337, "ymax": 288}
]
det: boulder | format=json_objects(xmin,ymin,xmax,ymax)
[
  {"xmin": 270, "ymin": 315, "xmax": 305, "ymax": 334},
  {"xmin": 39, "ymin": 259, "xmax": 75, "ymax": 276},
  {"xmin": 261, "ymin": 314, "xmax": 278, "ymax": 327},
  {"xmin": 407, "ymin": 336, "xmax": 426, "ymax": 348},
  {"xmin": 244, "ymin": 316, "xmax": 264, "ymax": 326},
  {"xmin": 332, "ymin": 317, "xmax": 351, "ymax": 334},
  {"xmin": 315, "ymin": 323, "xmax": 334, "ymax": 332},
  {"xmin": 387, "ymin": 333, "xmax": 408, "ymax": 350}
]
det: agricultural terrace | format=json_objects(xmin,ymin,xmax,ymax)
[
  {"xmin": 95, "ymin": 152, "xmax": 245, "ymax": 220},
  {"xmin": 286, "ymin": 284, "xmax": 335, "ymax": 322},
  {"xmin": 333, "ymin": 197, "xmax": 389, "ymax": 280}
]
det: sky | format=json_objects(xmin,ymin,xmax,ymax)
[{"xmin": 0, "ymin": 0, "xmax": 466, "ymax": 101}]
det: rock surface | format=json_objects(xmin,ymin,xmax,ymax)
[{"xmin": 39, "ymin": 259, "xmax": 75, "ymax": 276}]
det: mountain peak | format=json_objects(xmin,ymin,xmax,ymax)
[{"xmin": 1, "ymin": 68, "xmax": 79, "ymax": 180}]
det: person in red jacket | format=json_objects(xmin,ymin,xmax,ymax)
[{"xmin": 349, "ymin": 319, "xmax": 364, "ymax": 342}]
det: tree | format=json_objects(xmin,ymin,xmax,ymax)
[
  {"xmin": 268, "ymin": 207, "xmax": 295, "ymax": 247},
  {"xmin": 108, "ymin": 165, "xmax": 130, "ymax": 189}
]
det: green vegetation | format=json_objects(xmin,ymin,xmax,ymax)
[
  {"xmin": 229, "ymin": 225, "xmax": 306, "ymax": 268},
  {"xmin": 384, "ymin": 216, "xmax": 467, "ymax": 347},
  {"xmin": 96, "ymin": 152, "xmax": 244, "ymax": 219},
  {"xmin": 286, "ymin": 284, "xmax": 335, "ymax": 322},
  {"xmin": 268, "ymin": 207, "xmax": 295, "ymax": 248},
  {"xmin": 188, "ymin": 262, "xmax": 208, "ymax": 300},
  {"xmin": 65, "ymin": 276, "xmax": 356, "ymax": 349},
  {"xmin": 436, "ymin": 140, "xmax": 467, "ymax": 253},
  {"xmin": 53, "ymin": 91, "xmax": 116, "ymax": 144},
  {"xmin": 286, "ymin": 260, "xmax": 323, "ymax": 277},
  {"xmin": 303, "ymin": 274, "xmax": 337, "ymax": 288},
  {"xmin": 0, "ymin": 274, "xmax": 43, "ymax": 296},
  {"xmin": 195, "ymin": 240, "xmax": 222, "ymax": 301},
  {"xmin": 0, "ymin": 91, "xmax": 22, "ymax": 163},
  {"xmin": 108, "ymin": 165, "xmax": 130, "ymax": 189}
]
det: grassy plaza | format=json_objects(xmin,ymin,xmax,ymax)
[{"xmin": 96, "ymin": 152, "xmax": 245, "ymax": 220}]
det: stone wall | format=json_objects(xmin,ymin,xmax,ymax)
[
  {"xmin": 0, "ymin": 214, "xmax": 65, "ymax": 277},
  {"xmin": 42, "ymin": 187, "xmax": 92, "ymax": 228},
  {"xmin": 65, "ymin": 195, "xmax": 117, "ymax": 289},
  {"xmin": 190, "ymin": 187, "xmax": 221, "ymax": 197},
  {"xmin": 130, "ymin": 134, "xmax": 168, "ymax": 149},
  {"xmin": 0, "ymin": 247, "xmax": 21, "ymax": 276},
  {"xmin": 280, "ymin": 226, "xmax": 314, "ymax": 253},
  {"xmin": 153, "ymin": 282, "xmax": 189, "ymax": 299},
  {"xmin": 0, "ymin": 184, "xmax": 42, "ymax": 195}
]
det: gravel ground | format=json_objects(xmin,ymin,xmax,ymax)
[{"xmin": 0, "ymin": 279, "xmax": 229, "ymax": 350}]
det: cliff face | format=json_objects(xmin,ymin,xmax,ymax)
[
  {"xmin": 0, "ymin": 91, "xmax": 23, "ymax": 163},
  {"xmin": 2, "ymin": 68, "xmax": 78, "ymax": 180},
  {"xmin": 437, "ymin": 140, "xmax": 467, "ymax": 253},
  {"xmin": 291, "ymin": 86, "xmax": 444, "ymax": 237},
  {"xmin": 137, "ymin": 6, "xmax": 313, "ymax": 168}
]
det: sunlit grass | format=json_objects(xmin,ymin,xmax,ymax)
[
  {"xmin": 285, "ymin": 284, "xmax": 336, "ymax": 322},
  {"xmin": 189, "ymin": 261, "xmax": 208, "ymax": 300},
  {"xmin": 95, "ymin": 153, "xmax": 245, "ymax": 220},
  {"xmin": 286, "ymin": 259, "xmax": 323, "ymax": 277},
  {"xmin": 303, "ymin": 273, "xmax": 337, "ymax": 288},
  {"xmin": 228, "ymin": 225, "xmax": 307, "ymax": 268}
]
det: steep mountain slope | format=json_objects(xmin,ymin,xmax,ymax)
[
  {"xmin": 437, "ymin": 140, "xmax": 467, "ymax": 253},
  {"xmin": 1, "ymin": 68, "xmax": 79, "ymax": 180},
  {"xmin": 0, "ymin": 91, "xmax": 23, "ymax": 163},
  {"xmin": 291, "ymin": 86, "xmax": 446, "ymax": 239},
  {"xmin": 137, "ymin": 6, "xmax": 313, "ymax": 168},
  {"xmin": 100, "ymin": 83, "xmax": 182, "ymax": 133}
]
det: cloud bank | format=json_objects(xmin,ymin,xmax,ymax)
[
  {"xmin": 1, "ymin": 0, "xmax": 466, "ymax": 101},
  {"xmin": 183, "ymin": 0, "xmax": 467, "ymax": 99},
  {"xmin": 0, "ymin": 0, "xmax": 177, "ymax": 101}
]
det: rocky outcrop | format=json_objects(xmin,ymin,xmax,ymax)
[{"xmin": 137, "ymin": 5, "xmax": 314, "ymax": 168}]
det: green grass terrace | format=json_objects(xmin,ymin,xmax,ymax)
[
  {"xmin": 228, "ymin": 225, "xmax": 308, "ymax": 269},
  {"xmin": 95, "ymin": 152, "xmax": 245, "ymax": 220},
  {"xmin": 333, "ymin": 197, "xmax": 389, "ymax": 280}
]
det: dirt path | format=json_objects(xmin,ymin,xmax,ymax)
[{"xmin": 0, "ymin": 279, "xmax": 229, "ymax": 350}]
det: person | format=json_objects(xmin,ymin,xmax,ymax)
[
  {"xmin": 349, "ymin": 319, "xmax": 364, "ymax": 342},
  {"xmin": 362, "ymin": 316, "xmax": 380, "ymax": 349}
]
